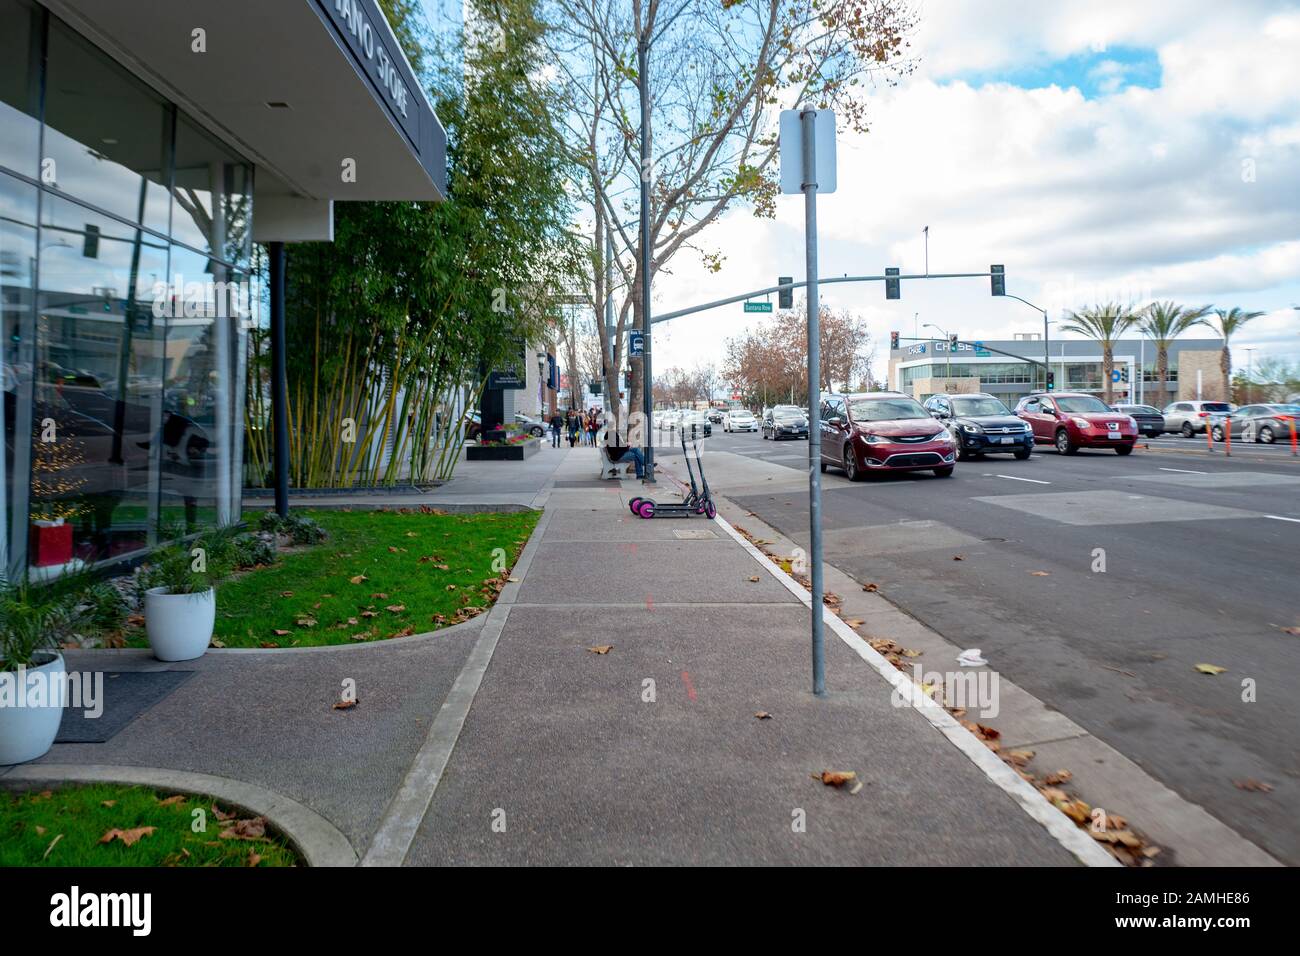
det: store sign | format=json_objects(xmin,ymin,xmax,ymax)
[{"xmin": 906, "ymin": 341, "xmax": 981, "ymax": 356}]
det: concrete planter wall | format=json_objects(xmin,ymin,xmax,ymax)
[{"xmin": 466, "ymin": 438, "xmax": 541, "ymax": 461}]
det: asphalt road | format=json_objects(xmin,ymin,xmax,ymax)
[{"xmin": 694, "ymin": 425, "xmax": 1300, "ymax": 863}]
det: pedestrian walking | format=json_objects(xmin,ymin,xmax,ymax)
[
  {"xmin": 549, "ymin": 410, "xmax": 562, "ymax": 448},
  {"xmin": 567, "ymin": 410, "xmax": 580, "ymax": 448}
]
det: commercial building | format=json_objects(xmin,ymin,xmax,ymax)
[
  {"xmin": 2, "ymin": 0, "xmax": 445, "ymax": 580},
  {"xmin": 888, "ymin": 335, "xmax": 1225, "ymax": 406}
]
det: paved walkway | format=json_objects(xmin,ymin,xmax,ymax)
[{"xmin": 2, "ymin": 444, "xmax": 1104, "ymax": 865}]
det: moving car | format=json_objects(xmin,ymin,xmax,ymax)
[
  {"xmin": 1110, "ymin": 404, "xmax": 1164, "ymax": 438},
  {"xmin": 1015, "ymin": 392, "xmax": 1137, "ymax": 455},
  {"xmin": 724, "ymin": 408, "xmax": 758, "ymax": 432},
  {"xmin": 1210, "ymin": 404, "xmax": 1300, "ymax": 443},
  {"xmin": 819, "ymin": 391, "xmax": 957, "ymax": 479},
  {"xmin": 925, "ymin": 392, "xmax": 1033, "ymax": 460},
  {"xmin": 678, "ymin": 410, "xmax": 713, "ymax": 438},
  {"xmin": 1160, "ymin": 400, "xmax": 1233, "ymax": 437},
  {"xmin": 762, "ymin": 404, "xmax": 809, "ymax": 440},
  {"xmin": 707, "ymin": 409, "xmax": 724, "ymax": 424}
]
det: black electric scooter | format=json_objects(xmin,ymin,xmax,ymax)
[{"xmin": 630, "ymin": 428, "xmax": 715, "ymax": 520}]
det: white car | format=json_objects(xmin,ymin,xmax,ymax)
[{"xmin": 724, "ymin": 409, "xmax": 758, "ymax": 432}]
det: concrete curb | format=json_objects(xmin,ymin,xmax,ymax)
[
  {"xmin": 359, "ymin": 503, "xmax": 556, "ymax": 866},
  {"xmin": 0, "ymin": 763, "xmax": 357, "ymax": 867}
]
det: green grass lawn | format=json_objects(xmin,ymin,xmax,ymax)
[
  {"xmin": 0, "ymin": 784, "xmax": 300, "ymax": 867},
  {"xmin": 127, "ymin": 508, "xmax": 539, "ymax": 648}
]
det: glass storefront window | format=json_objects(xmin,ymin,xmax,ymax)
[
  {"xmin": 0, "ymin": 0, "xmax": 41, "ymax": 177},
  {"xmin": 31, "ymin": 206, "xmax": 166, "ymax": 569},
  {"xmin": 172, "ymin": 117, "xmax": 253, "ymax": 270},
  {"xmin": 43, "ymin": 19, "xmax": 173, "ymax": 235},
  {"xmin": 1, "ymin": 172, "xmax": 38, "ymax": 579}
]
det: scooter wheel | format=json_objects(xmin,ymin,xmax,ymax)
[
  {"xmin": 628, "ymin": 496, "xmax": 644, "ymax": 513},
  {"xmin": 704, "ymin": 500, "xmax": 716, "ymax": 519},
  {"xmin": 636, "ymin": 499, "xmax": 656, "ymax": 519}
]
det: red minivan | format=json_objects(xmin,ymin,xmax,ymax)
[
  {"xmin": 1015, "ymin": 392, "xmax": 1137, "ymax": 455},
  {"xmin": 820, "ymin": 392, "xmax": 958, "ymax": 479}
]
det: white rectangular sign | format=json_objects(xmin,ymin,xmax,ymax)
[{"xmin": 779, "ymin": 108, "xmax": 837, "ymax": 195}]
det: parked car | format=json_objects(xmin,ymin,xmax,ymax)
[
  {"xmin": 1210, "ymin": 404, "xmax": 1300, "ymax": 443},
  {"xmin": 1110, "ymin": 404, "xmax": 1164, "ymax": 438},
  {"xmin": 678, "ymin": 410, "xmax": 713, "ymax": 438},
  {"xmin": 820, "ymin": 391, "xmax": 957, "ymax": 479},
  {"xmin": 762, "ymin": 405, "xmax": 809, "ymax": 440},
  {"xmin": 707, "ymin": 409, "xmax": 724, "ymax": 424},
  {"xmin": 654, "ymin": 409, "xmax": 679, "ymax": 430},
  {"xmin": 925, "ymin": 392, "xmax": 1033, "ymax": 460},
  {"xmin": 514, "ymin": 413, "xmax": 546, "ymax": 437},
  {"xmin": 1015, "ymin": 392, "xmax": 1137, "ymax": 455},
  {"xmin": 724, "ymin": 408, "xmax": 758, "ymax": 432},
  {"xmin": 1161, "ymin": 400, "xmax": 1233, "ymax": 437}
]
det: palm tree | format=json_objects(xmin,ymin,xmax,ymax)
[
  {"xmin": 1137, "ymin": 301, "xmax": 1211, "ymax": 407},
  {"xmin": 1209, "ymin": 307, "xmax": 1265, "ymax": 402},
  {"xmin": 1059, "ymin": 302, "xmax": 1140, "ymax": 405}
]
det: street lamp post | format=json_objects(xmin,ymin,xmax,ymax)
[
  {"xmin": 999, "ymin": 294, "xmax": 1050, "ymax": 392},
  {"xmin": 923, "ymin": 322, "xmax": 952, "ymax": 379},
  {"xmin": 638, "ymin": 31, "xmax": 654, "ymax": 483}
]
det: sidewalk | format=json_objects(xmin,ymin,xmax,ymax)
[{"xmin": 2, "ymin": 444, "xmax": 1103, "ymax": 865}]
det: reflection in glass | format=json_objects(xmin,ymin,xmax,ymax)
[
  {"xmin": 1, "ymin": 173, "xmax": 38, "ymax": 579},
  {"xmin": 31, "ymin": 212, "xmax": 166, "ymax": 570},
  {"xmin": 172, "ymin": 117, "xmax": 252, "ymax": 268},
  {"xmin": 0, "ymin": 0, "xmax": 42, "ymax": 177},
  {"xmin": 43, "ymin": 20, "xmax": 172, "ymax": 233}
]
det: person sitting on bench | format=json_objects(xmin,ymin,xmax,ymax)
[{"xmin": 597, "ymin": 424, "xmax": 645, "ymax": 479}]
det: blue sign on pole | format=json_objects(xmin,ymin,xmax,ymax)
[
  {"xmin": 629, "ymin": 330, "xmax": 645, "ymax": 358},
  {"xmin": 1111, "ymin": 369, "xmax": 1122, "ymax": 383}
]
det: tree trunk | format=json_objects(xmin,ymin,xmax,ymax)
[
  {"xmin": 1103, "ymin": 342, "xmax": 1114, "ymax": 405},
  {"xmin": 1157, "ymin": 345, "xmax": 1168, "ymax": 406},
  {"xmin": 1220, "ymin": 345, "xmax": 1231, "ymax": 402}
]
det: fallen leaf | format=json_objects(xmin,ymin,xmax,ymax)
[
  {"xmin": 295, "ymin": 617, "xmax": 317, "ymax": 628},
  {"xmin": 99, "ymin": 826, "xmax": 156, "ymax": 847},
  {"xmin": 1234, "ymin": 778, "xmax": 1273, "ymax": 792},
  {"xmin": 1029, "ymin": 570, "xmax": 1051, "ymax": 576},
  {"xmin": 280, "ymin": 591, "xmax": 294, "ymax": 598},
  {"xmin": 747, "ymin": 576, "xmax": 760, "ymax": 582},
  {"xmin": 35, "ymin": 825, "xmax": 46, "ymax": 835},
  {"xmin": 259, "ymin": 642, "xmax": 278, "ymax": 648},
  {"xmin": 360, "ymin": 610, "xmax": 378, "ymax": 618},
  {"xmin": 333, "ymin": 699, "xmax": 358, "ymax": 710},
  {"xmin": 817, "ymin": 770, "xmax": 857, "ymax": 787},
  {"xmin": 247, "ymin": 850, "xmax": 263, "ymax": 867},
  {"xmin": 754, "ymin": 711, "xmax": 772, "ymax": 720},
  {"xmin": 219, "ymin": 817, "xmax": 266, "ymax": 841},
  {"xmin": 844, "ymin": 618, "xmax": 865, "ymax": 628},
  {"xmin": 392, "ymin": 626, "xmax": 414, "ymax": 638},
  {"xmin": 156, "ymin": 795, "xmax": 186, "ymax": 807},
  {"xmin": 952, "ymin": 555, "xmax": 965, "ymax": 561},
  {"xmin": 445, "ymin": 584, "xmax": 457, "ymax": 591},
  {"xmin": 349, "ymin": 574, "xmax": 368, "ymax": 585},
  {"xmin": 43, "ymin": 833, "xmax": 63, "ymax": 859},
  {"xmin": 849, "ymin": 781, "xmax": 864, "ymax": 795},
  {"xmin": 1194, "ymin": 663, "xmax": 1227, "ymax": 675},
  {"xmin": 212, "ymin": 804, "xmax": 237, "ymax": 822},
  {"xmin": 862, "ymin": 583, "xmax": 879, "ymax": 592},
  {"xmin": 1279, "ymin": 625, "xmax": 1300, "ymax": 636},
  {"xmin": 1044, "ymin": 770, "xmax": 1073, "ymax": 785},
  {"xmin": 370, "ymin": 592, "xmax": 389, "ymax": 599},
  {"xmin": 273, "ymin": 629, "xmax": 290, "ymax": 636},
  {"xmin": 385, "ymin": 604, "xmax": 407, "ymax": 613},
  {"xmin": 587, "ymin": 645, "xmax": 614, "ymax": 655},
  {"xmin": 210, "ymin": 639, "xmax": 226, "ymax": 648},
  {"xmin": 1005, "ymin": 749, "xmax": 1035, "ymax": 766},
  {"xmin": 101, "ymin": 800, "xmax": 116, "ymax": 808}
]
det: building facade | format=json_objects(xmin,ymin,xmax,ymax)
[
  {"xmin": 2, "ymin": 0, "xmax": 445, "ymax": 581},
  {"xmin": 888, "ymin": 335, "xmax": 1225, "ymax": 406}
]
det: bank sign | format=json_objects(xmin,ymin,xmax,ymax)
[
  {"xmin": 905, "ymin": 341, "xmax": 991, "ymax": 357},
  {"xmin": 319, "ymin": 0, "xmax": 415, "ymax": 138}
]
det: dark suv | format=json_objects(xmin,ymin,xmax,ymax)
[
  {"xmin": 1015, "ymin": 392, "xmax": 1137, "ymax": 455},
  {"xmin": 924, "ymin": 392, "xmax": 1033, "ymax": 460}
]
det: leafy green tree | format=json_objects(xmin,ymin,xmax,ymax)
[
  {"xmin": 1209, "ymin": 307, "xmax": 1265, "ymax": 403},
  {"xmin": 1059, "ymin": 303, "xmax": 1139, "ymax": 405},
  {"xmin": 1137, "ymin": 301, "xmax": 1210, "ymax": 406}
]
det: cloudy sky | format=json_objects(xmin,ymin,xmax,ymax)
[{"xmin": 646, "ymin": 0, "xmax": 1300, "ymax": 385}]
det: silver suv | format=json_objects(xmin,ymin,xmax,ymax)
[{"xmin": 1161, "ymin": 400, "xmax": 1233, "ymax": 437}]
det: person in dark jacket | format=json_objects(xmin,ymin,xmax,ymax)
[{"xmin": 549, "ymin": 410, "xmax": 562, "ymax": 448}]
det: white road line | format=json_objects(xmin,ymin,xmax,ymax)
[
  {"xmin": 995, "ymin": 474, "xmax": 1050, "ymax": 484},
  {"xmin": 1264, "ymin": 515, "xmax": 1300, "ymax": 524},
  {"xmin": 1159, "ymin": 467, "xmax": 1208, "ymax": 475}
]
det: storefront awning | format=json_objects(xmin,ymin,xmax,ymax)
[{"xmin": 44, "ymin": 0, "xmax": 447, "ymax": 209}]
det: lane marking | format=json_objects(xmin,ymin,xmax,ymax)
[
  {"xmin": 1159, "ymin": 467, "xmax": 1208, "ymax": 475},
  {"xmin": 995, "ymin": 474, "xmax": 1050, "ymax": 484},
  {"xmin": 1264, "ymin": 515, "xmax": 1300, "ymax": 524},
  {"xmin": 710, "ymin": 511, "xmax": 1117, "ymax": 868}
]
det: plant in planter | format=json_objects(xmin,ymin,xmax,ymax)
[
  {"xmin": 137, "ymin": 528, "xmax": 235, "ymax": 662},
  {"xmin": 0, "ymin": 584, "xmax": 82, "ymax": 765}
]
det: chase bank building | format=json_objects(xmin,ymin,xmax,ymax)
[{"xmin": 1, "ymin": 0, "xmax": 445, "ymax": 580}]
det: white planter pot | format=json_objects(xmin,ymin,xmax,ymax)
[
  {"xmin": 144, "ymin": 586, "xmax": 216, "ymax": 662},
  {"xmin": 0, "ymin": 653, "xmax": 66, "ymax": 765}
]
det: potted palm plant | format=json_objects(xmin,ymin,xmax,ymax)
[
  {"xmin": 0, "ymin": 586, "xmax": 75, "ymax": 765},
  {"xmin": 139, "ymin": 529, "xmax": 235, "ymax": 662}
]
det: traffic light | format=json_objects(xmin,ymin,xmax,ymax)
[
  {"xmin": 890, "ymin": 331, "xmax": 899, "ymax": 350},
  {"xmin": 83, "ymin": 224, "xmax": 100, "ymax": 260},
  {"xmin": 1046, "ymin": 371, "xmax": 1055, "ymax": 391},
  {"xmin": 990, "ymin": 264, "xmax": 1005, "ymax": 296},
  {"xmin": 885, "ymin": 267, "xmax": 900, "ymax": 300},
  {"xmin": 949, "ymin": 333, "xmax": 959, "ymax": 347},
  {"xmin": 778, "ymin": 276, "xmax": 793, "ymax": 310}
]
